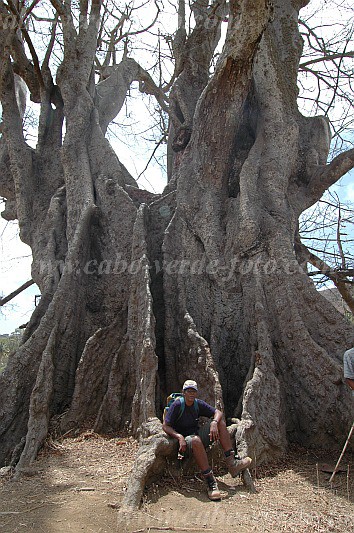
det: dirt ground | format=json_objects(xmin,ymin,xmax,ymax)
[{"xmin": 0, "ymin": 433, "xmax": 353, "ymax": 533}]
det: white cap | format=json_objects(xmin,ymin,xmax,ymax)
[{"xmin": 183, "ymin": 379, "xmax": 198, "ymax": 391}]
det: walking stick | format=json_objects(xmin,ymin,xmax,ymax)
[{"xmin": 329, "ymin": 421, "xmax": 354, "ymax": 484}]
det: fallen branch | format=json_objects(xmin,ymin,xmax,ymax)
[{"xmin": 133, "ymin": 526, "xmax": 213, "ymax": 533}]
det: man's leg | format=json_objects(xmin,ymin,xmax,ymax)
[
  {"xmin": 217, "ymin": 419, "xmax": 234, "ymax": 451},
  {"xmin": 190, "ymin": 435, "xmax": 221, "ymax": 501},
  {"xmin": 190, "ymin": 435, "xmax": 209, "ymax": 471},
  {"xmin": 216, "ymin": 419, "xmax": 252, "ymax": 477}
]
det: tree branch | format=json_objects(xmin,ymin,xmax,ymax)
[
  {"xmin": 296, "ymin": 240, "xmax": 354, "ymax": 315},
  {"xmin": 189, "ymin": 0, "xmax": 271, "ymax": 174},
  {"xmin": 309, "ymin": 148, "xmax": 354, "ymax": 199},
  {"xmin": 101, "ymin": 11, "xmax": 128, "ymax": 70},
  {"xmin": 49, "ymin": 0, "xmax": 65, "ymax": 16},
  {"xmin": 308, "ymin": 270, "xmax": 354, "ymax": 280},
  {"xmin": 336, "ymin": 197, "xmax": 346, "ymax": 269},
  {"xmin": 96, "ymin": 57, "xmax": 171, "ymax": 134},
  {"xmin": 299, "ymin": 51, "xmax": 354, "ymax": 69},
  {"xmin": 50, "ymin": 0, "xmax": 76, "ymax": 49},
  {"xmin": 22, "ymin": 0, "xmax": 41, "ymax": 22},
  {"xmin": 79, "ymin": 0, "xmax": 88, "ymax": 21},
  {"xmin": 5, "ymin": 0, "xmax": 45, "ymax": 90},
  {"xmin": 42, "ymin": 15, "xmax": 58, "ymax": 71},
  {"xmin": 20, "ymin": 25, "xmax": 45, "ymax": 90},
  {"xmin": 0, "ymin": 2, "xmax": 40, "ymax": 101},
  {"xmin": 0, "ymin": 280, "xmax": 34, "ymax": 307},
  {"xmin": 137, "ymin": 136, "xmax": 166, "ymax": 182}
]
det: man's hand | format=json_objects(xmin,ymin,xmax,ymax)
[
  {"xmin": 162, "ymin": 423, "xmax": 187, "ymax": 454},
  {"xmin": 209, "ymin": 420, "xmax": 219, "ymax": 442},
  {"xmin": 178, "ymin": 435, "xmax": 187, "ymax": 453}
]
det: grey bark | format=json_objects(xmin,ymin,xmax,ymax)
[{"xmin": 0, "ymin": 0, "xmax": 353, "ymax": 510}]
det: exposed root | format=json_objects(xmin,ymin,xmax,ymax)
[
  {"xmin": 122, "ymin": 419, "xmax": 175, "ymax": 510},
  {"xmin": 15, "ymin": 327, "xmax": 57, "ymax": 472}
]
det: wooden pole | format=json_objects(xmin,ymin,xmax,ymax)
[{"xmin": 329, "ymin": 421, "xmax": 354, "ymax": 484}]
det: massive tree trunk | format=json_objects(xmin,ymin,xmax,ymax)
[{"xmin": 0, "ymin": 0, "xmax": 353, "ymax": 506}]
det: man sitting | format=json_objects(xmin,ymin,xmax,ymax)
[{"xmin": 162, "ymin": 379, "xmax": 252, "ymax": 500}]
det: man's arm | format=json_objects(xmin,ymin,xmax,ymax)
[
  {"xmin": 209, "ymin": 409, "xmax": 223, "ymax": 441},
  {"xmin": 345, "ymin": 378, "xmax": 354, "ymax": 391},
  {"xmin": 162, "ymin": 422, "xmax": 187, "ymax": 453},
  {"xmin": 212, "ymin": 409, "xmax": 223, "ymax": 423}
]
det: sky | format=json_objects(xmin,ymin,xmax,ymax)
[
  {"xmin": 0, "ymin": 0, "xmax": 353, "ymax": 335},
  {"xmin": 0, "ymin": 220, "xmax": 38, "ymax": 334}
]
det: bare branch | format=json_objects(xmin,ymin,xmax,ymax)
[
  {"xmin": 335, "ymin": 196, "xmax": 346, "ymax": 269},
  {"xmin": 298, "ymin": 13, "xmax": 354, "ymax": 143},
  {"xmin": 50, "ymin": 0, "xmax": 76, "ymax": 48},
  {"xmin": 299, "ymin": 51, "xmax": 354, "ymax": 68},
  {"xmin": 22, "ymin": 0, "xmax": 41, "ymax": 22},
  {"xmin": 42, "ymin": 15, "xmax": 59, "ymax": 71},
  {"xmin": 80, "ymin": 0, "xmax": 88, "ymax": 21},
  {"xmin": 0, "ymin": 2, "xmax": 40, "ymax": 101},
  {"xmin": 49, "ymin": 0, "xmax": 65, "ymax": 16},
  {"xmin": 308, "ymin": 270, "xmax": 354, "ymax": 279},
  {"xmin": 137, "ymin": 135, "xmax": 166, "ymax": 181},
  {"xmin": 0, "ymin": 279, "xmax": 34, "ymax": 307},
  {"xmin": 84, "ymin": 0, "xmax": 102, "ymax": 49},
  {"xmin": 296, "ymin": 240, "xmax": 354, "ymax": 314},
  {"xmin": 310, "ymin": 148, "xmax": 354, "ymax": 198},
  {"xmin": 101, "ymin": 10, "xmax": 128, "ymax": 70},
  {"xmin": 6, "ymin": 0, "xmax": 45, "ymax": 89},
  {"xmin": 20, "ymin": 25, "xmax": 45, "ymax": 89}
]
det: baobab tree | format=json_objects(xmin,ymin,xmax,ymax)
[{"xmin": 0, "ymin": 0, "xmax": 353, "ymax": 508}]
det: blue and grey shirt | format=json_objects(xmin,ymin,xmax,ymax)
[
  {"xmin": 164, "ymin": 398, "xmax": 216, "ymax": 437},
  {"xmin": 344, "ymin": 348, "xmax": 354, "ymax": 396}
]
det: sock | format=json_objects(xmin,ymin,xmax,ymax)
[{"xmin": 202, "ymin": 468, "xmax": 212, "ymax": 476}]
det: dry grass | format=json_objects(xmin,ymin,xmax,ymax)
[{"xmin": 0, "ymin": 436, "xmax": 352, "ymax": 533}]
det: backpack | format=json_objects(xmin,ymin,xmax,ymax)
[{"xmin": 162, "ymin": 393, "xmax": 199, "ymax": 423}]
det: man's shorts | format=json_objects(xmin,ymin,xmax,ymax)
[{"xmin": 185, "ymin": 422, "xmax": 213, "ymax": 456}]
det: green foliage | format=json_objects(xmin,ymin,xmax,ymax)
[{"xmin": 0, "ymin": 333, "xmax": 21, "ymax": 372}]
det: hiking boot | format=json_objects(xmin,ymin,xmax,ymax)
[
  {"xmin": 225, "ymin": 452, "xmax": 252, "ymax": 477},
  {"xmin": 205, "ymin": 473, "xmax": 221, "ymax": 501}
]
